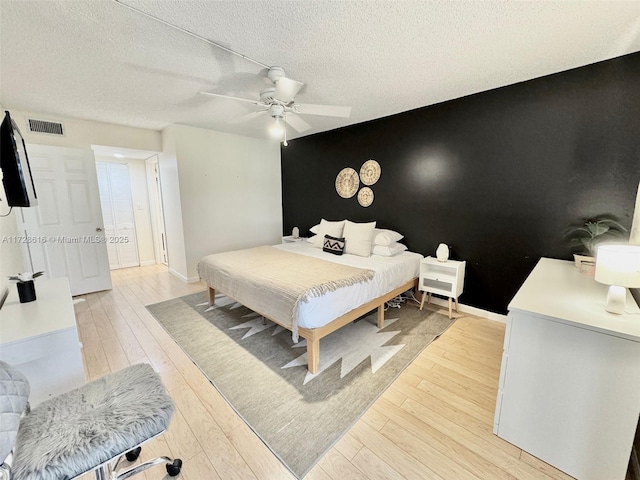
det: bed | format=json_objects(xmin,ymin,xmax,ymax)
[{"xmin": 197, "ymin": 241, "xmax": 422, "ymax": 373}]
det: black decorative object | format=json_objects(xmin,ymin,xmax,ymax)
[{"xmin": 17, "ymin": 280, "xmax": 36, "ymax": 303}]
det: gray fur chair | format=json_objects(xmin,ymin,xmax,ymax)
[{"xmin": 0, "ymin": 361, "xmax": 182, "ymax": 480}]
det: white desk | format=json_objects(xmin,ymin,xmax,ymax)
[
  {"xmin": 494, "ymin": 258, "xmax": 640, "ymax": 480},
  {"xmin": 0, "ymin": 277, "xmax": 85, "ymax": 405}
]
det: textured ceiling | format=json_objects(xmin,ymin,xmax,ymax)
[{"xmin": 2, "ymin": 0, "xmax": 640, "ymax": 141}]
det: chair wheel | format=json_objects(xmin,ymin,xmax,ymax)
[
  {"xmin": 125, "ymin": 446, "xmax": 142, "ymax": 462},
  {"xmin": 166, "ymin": 459, "xmax": 182, "ymax": 477}
]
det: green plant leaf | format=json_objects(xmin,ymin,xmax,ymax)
[{"xmin": 592, "ymin": 223, "xmax": 610, "ymax": 236}]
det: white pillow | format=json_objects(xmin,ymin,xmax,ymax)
[
  {"xmin": 313, "ymin": 219, "xmax": 346, "ymax": 248},
  {"xmin": 373, "ymin": 228, "xmax": 404, "ymax": 246},
  {"xmin": 309, "ymin": 224, "xmax": 320, "ymax": 234},
  {"xmin": 343, "ymin": 220, "xmax": 376, "ymax": 257},
  {"xmin": 372, "ymin": 242, "xmax": 408, "ymax": 257},
  {"xmin": 306, "ymin": 235, "xmax": 316, "ymax": 243}
]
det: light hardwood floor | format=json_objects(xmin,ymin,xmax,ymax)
[{"xmin": 74, "ymin": 264, "xmax": 573, "ymax": 480}]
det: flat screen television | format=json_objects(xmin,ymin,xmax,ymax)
[{"xmin": 0, "ymin": 110, "xmax": 37, "ymax": 207}]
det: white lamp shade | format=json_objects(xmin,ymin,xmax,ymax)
[{"xmin": 595, "ymin": 244, "xmax": 640, "ymax": 288}]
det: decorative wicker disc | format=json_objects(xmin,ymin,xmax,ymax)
[
  {"xmin": 357, "ymin": 187, "xmax": 374, "ymax": 207},
  {"xmin": 359, "ymin": 159, "xmax": 381, "ymax": 186},
  {"xmin": 335, "ymin": 167, "xmax": 359, "ymax": 198}
]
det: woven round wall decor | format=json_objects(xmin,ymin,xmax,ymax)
[
  {"xmin": 359, "ymin": 159, "xmax": 381, "ymax": 186},
  {"xmin": 335, "ymin": 167, "xmax": 360, "ymax": 198},
  {"xmin": 357, "ymin": 187, "xmax": 374, "ymax": 207}
]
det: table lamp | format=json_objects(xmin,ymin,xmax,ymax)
[{"xmin": 595, "ymin": 244, "xmax": 640, "ymax": 314}]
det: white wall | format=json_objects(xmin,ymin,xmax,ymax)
[
  {"xmin": 0, "ymin": 108, "xmax": 161, "ymax": 290},
  {"xmin": 160, "ymin": 124, "xmax": 282, "ymax": 281},
  {"xmin": 159, "ymin": 130, "xmax": 189, "ymax": 280},
  {"xmin": 95, "ymin": 155, "xmax": 156, "ymax": 266}
]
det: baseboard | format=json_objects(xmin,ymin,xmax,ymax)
[
  {"xmin": 168, "ymin": 268, "xmax": 200, "ymax": 284},
  {"xmin": 168, "ymin": 268, "xmax": 188, "ymax": 282},
  {"xmin": 140, "ymin": 259, "xmax": 157, "ymax": 267},
  {"xmin": 427, "ymin": 296, "xmax": 507, "ymax": 323}
]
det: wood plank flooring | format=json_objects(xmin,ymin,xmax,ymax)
[{"xmin": 74, "ymin": 264, "xmax": 573, "ymax": 480}]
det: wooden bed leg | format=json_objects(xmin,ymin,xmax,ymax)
[
  {"xmin": 208, "ymin": 287, "xmax": 216, "ymax": 306},
  {"xmin": 377, "ymin": 304, "xmax": 385, "ymax": 329},
  {"xmin": 307, "ymin": 338, "xmax": 320, "ymax": 374}
]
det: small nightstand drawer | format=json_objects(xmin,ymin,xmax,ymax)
[{"xmin": 422, "ymin": 278, "xmax": 453, "ymax": 293}]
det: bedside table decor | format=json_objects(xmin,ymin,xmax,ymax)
[
  {"xmin": 595, "ymin": 244, "xmax": 640, "ymax": 314},
  {"xmin": 292, "ymin": 227, "xmax": 300, "ymax": 238},
  {"xmin": 436, "ymin": 243, "xmax": 449, "ymax": 262},
  {"xmin": 419, "ymin": 256, "xmax": 465, "ymax": 318}
]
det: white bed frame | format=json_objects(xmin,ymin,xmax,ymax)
[{"xmin": 207, "ymin": 277, "xmax": 417, "ymax": 374}]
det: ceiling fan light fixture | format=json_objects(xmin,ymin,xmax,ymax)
[{"xmin": 270, "ymin": 117, "xmax": 284, "ymax": 139}]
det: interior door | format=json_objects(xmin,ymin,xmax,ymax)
[
  {"xmin": 96, "ymin": 161, "xmax": 140, "ymax": 269},
  {"xmin": 147, "ymin": 157, "xmax": 168, "ymax": 265},
  {"xmin": 17, "ymin": 144, "xmax": 112, "ymax": 295}
]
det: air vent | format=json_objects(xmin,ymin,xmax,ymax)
[{"xmin": 27, "ymin": 118, "xmax": 65, "ymax": 136}]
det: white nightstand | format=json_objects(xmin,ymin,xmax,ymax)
[
  {"xmin": 419, "ymin": 256, "xmax": 466, "ymax": 318},
  {"xmin": 282, "ymin": 235, "xmax": 305, "ymax": 243}
]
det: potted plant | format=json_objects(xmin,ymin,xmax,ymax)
[
  {"xmin": 565, "ymin": 216, "xmax": 628, "ymax": 268},
  {"xmin": 8, "ymin": 271, "xmax": 44, "ymax": 303}
]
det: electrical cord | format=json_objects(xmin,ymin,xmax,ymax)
[
  {"xmin": 384, "ymin": 288, "xmax": 419, "ymax": 311},
  {"xmin": 0, "ymin": 206, "xmax": 13, "ymax": 217}
]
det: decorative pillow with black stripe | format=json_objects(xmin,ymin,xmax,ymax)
[{"xmin": 323, "ymin": 234, "xmax": 345, "ymax": 255}]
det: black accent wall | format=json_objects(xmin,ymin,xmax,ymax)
[{"xmin": 281, "ymin": 52, "xmax": 640, "ymax": 314}]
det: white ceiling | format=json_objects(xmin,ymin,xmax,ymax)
[{"xmin": 2, "ymin": 1, "xmax": 640, "ymax": 141}]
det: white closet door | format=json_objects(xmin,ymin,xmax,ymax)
[
  {"xmin": 96, "ymin": 162, "xmax": 140, "ymax": 269},
  {"xmin": 96, "ymin": 162, "xmax": 119, "ymax": 269}
]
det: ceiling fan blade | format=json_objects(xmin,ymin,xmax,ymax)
[
  {"xmin": 274, "ymin": 77, "xmax": 304, "ymax": 103},
  {"xmin": 295, "ymin": 103, "xmax": 351, "ymax": 118},
  {"xmin": 198, "ymin": 91, "xmax": 259, "ymax": 105},
  {"xmin": 285, "ymin": 113, "xmax": 312, "ymax": 133},
  {"xmin": 230, "ymin": 110, "xmax": 268, "ymax": 124}
]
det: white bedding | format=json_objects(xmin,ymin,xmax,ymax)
[{"xmin": 274, "ymin": 242, "xmax": 423, "ymax": 329}]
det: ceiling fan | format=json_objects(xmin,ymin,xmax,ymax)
[
  {"xmin": 198, "ymin": 66, "xmax": 351, "ymax": 141},
  {"xmin": 112, "ymin": 0, "xmax": 351, "ymax": 142}
]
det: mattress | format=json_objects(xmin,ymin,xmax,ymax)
[{"xmin": 274, "ymin": 241, "xmax": 422, "ymax": 329}]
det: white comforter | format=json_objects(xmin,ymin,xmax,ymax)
[{"xmin": 274, "ymin": 242, "xmax": 422, "ymax": 329}]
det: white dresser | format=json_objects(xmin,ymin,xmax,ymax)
[
  {"xmin": 0, "ymin": 277, "xmax": 85, "ymax": 405},
  {"xmin": 494, "ymin": 258, "xmax": 640, "ymax": 480}
]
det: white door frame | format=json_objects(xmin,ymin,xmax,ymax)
[{"xmin": 146, "ymin": 156, "xmax": 168, "ymax": 265}]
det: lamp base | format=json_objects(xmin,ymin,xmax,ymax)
[{"xmin": 605, "ymin": 285, "xmax": 626, "ymax": 315}]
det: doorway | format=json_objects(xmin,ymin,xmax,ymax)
[
  {"xmin": 93, "ymin": 146, "xmax": 161, "ymax": 270},
  {"xmin": 96, "ymin": 161, "xmax": 140, "ymax": 269}
]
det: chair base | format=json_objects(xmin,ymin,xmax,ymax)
[{"xmin": 94, "ymin": 446, "xmax": 181, "ymax": 479}]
